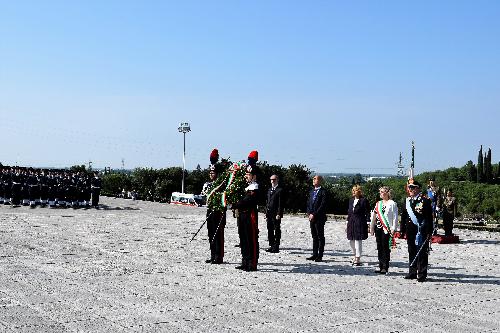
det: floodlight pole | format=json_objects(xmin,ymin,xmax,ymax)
[{"xmin": 178, "ymin": 122, "xmax": 191, "ymax": 193}]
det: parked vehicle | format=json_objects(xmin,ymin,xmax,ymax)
[{"xmin": 170, "ymin": 192, "xmax": 204, "ymax": 207}]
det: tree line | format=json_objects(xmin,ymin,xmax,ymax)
[{"xmin": 98, "ymin": 156, "xmax": 499, "ymax": 221}]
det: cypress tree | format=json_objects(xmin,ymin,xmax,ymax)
[
  {"xmin": 497, "ymin": 162, "xmax": 500, "ymax": 184},
  {"xmin": 477, "ymin": 145, "xmax": 484, "ymax": 183},
  {"xmin": 484, "ymin": 148, "xmax": 492, "ymax": 183}
]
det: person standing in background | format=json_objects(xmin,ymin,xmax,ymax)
[
  {"xmin": 306, "ymin": 175, "xmax": 327, "ymax": 262},
  {"xmin": 346, "ymin": 185, "xmax": 370, "ymax": 266},
  {"xmin": 265, "ymin": 175, "xmax": 284, "ymax": 253}
]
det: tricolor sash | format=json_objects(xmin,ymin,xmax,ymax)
[
  {"xmin": 406, "ymin": 197, "xmax": 423, "ymax": 246},
  {"xmin": 375, "ymin": 201, "xmax": 396, "ymax": 249}
]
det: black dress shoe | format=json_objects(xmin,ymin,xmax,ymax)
[
  {"xmin": 245, "ymin": 266, "xmax": 257, "ymax": 272},
  {"xmin": 314, "ymin": 257, "xmax": 323, "ymax": 262},
  {"xmin": 205, "ymin": 259, "xmax": 213, "ymax": 263},
  {"xmin": 235, "ymin": 264, "xmax": 245, "ymax": 270},
  {"xmin": 417, "ymin": 276, "xmax": 427, "ymax": 282},
  {"xmin": 404, "ymin": 274, "xmax": 417, "ymax": 280},
  {"xmin": 212, "ymin": 259, "xmax": 223, "ymax": 264},
  {"xmin": 271, "ymin": 248, "xmax": 280, "ymax": 253},
  {"xmin": 306, "ymin": 256, "xmax": 317, "ymax": 261},
  {"xmin": 265, "ymin": 247, "xmax": 273, "ymax": 252}
]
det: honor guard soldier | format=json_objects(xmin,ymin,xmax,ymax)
[
  {"xmin": 400, "ymin": 180, "xmax": 434, "ymax": 282},
  {"xmin": 39, "ymin": 171, "xmax": 49, "ymax": 207},
  {"xmin": 202, "ymin": 149, "xmax": 226, "ymax": 264},
  {"xmin": 10, "ymin": 168, "xmax": 22, "ymax": 206},
  {"xmin": 27, "ymin": 169, "xmax": 39, "ymax": 208},
  {"xmin": 232, "ymin": 151, "xmax": 260, "ymax": 272}
]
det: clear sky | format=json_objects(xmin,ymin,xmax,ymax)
[{"xmin": 1, "ymin": 1, "xmax": 499, "ymax": 174}]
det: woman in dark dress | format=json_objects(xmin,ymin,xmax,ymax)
[{"xmin": 346, "ymin": 185, "xmax": 370, "ymax": 266}]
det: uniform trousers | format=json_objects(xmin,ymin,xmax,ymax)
[
  {"xmin": 375, "ymin": 227, "xmax": 391, "ymax": 270},
  {"xmin": 406, "ymin": 232, "xmax": 430, "ymax": 279},
  {"xmin": 206, "ymin": 210, "xmax": 226, "ymax": 262},
  {"xmin": 310, "ymin": 220, "xmax": 325, "ymax": 258},
  {"xmin": 266, "ymin": 214, "xmax": 281, "ymax": 250},
  {"xmin": 238, "ymin": 210, "xmax": 259, "ymax": 270}
]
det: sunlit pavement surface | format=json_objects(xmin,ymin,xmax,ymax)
[{"xmin": 1, "ymin": 197, "xmax": 499, "ymax": 332}]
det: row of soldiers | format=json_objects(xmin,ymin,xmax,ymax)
[{"xmin": 0, "ymin": 166, "xmax": 102, "ymax": 208}]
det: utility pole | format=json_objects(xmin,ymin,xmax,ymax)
[
  {"xmin": 177, "ymin": 122, "xmax": 191, "ymax": 193},
  {"xmin": 397, "ymin": 152, "xmax": 404, "ymax": 177}
]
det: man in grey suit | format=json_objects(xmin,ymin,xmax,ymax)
[{"xmin": 265, "ymin": 175, "xmax": 284, "ymax": 253}]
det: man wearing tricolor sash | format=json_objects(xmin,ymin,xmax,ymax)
[
  {"xmin": 400, "ymin": 180, "xmax": 433, "ymax": 282},
  {"xmin": 370, "ymin": 186, "xmax": 399, "ymax": 274}
]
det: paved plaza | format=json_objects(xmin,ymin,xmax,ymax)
[{"xmin": 1, "ymin": 197, "xmax": 499, "ymax": 332}]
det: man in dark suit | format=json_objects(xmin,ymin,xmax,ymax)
[
  {"xmin": 400, "ymin": 180, "xmax": 434, "ymax": 282},
  {"xmin": 265, "ymin": 175, "xmax": 284, "ymax": 253},
  {"xmin": 306, "ymin": 175, "xmax": 328, "ymax": 262}
]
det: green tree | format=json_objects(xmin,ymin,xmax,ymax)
[
  {"xmin": 484, "ymin": 148, "xmax": 492, "ymax": 184},
  {"xmin": 101, "ymin": 173, "xmax": 132, "ymax": 197},
  {"xmin": 477, "ymin": 145, "xmax": 484, "ymax": 183},
  {"xmin": 362, "ymin": 180, "xmax": 384, "ymax": 208},
  {"xmin": 283, "ymin": 164, "xmax": 311, "ymax": 213},
  {"xmin": 70, "ymin": 165, "xmax": 87, "ymax": 173},
  {"xmin": 462, "ymin": 160, "xmax": 477, "ymax": 182},
  {"xmin": 185, "ymin": 164, "xmax": 207, "ymax": 195}
]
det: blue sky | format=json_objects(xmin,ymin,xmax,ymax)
[{"xmin": 1, "ymin": 1, "xmax": 499, "ymax": 174}]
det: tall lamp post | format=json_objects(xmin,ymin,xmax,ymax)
[{"xmin": 178, "ymin": 122, "xmax": 191, "ymax": 193}]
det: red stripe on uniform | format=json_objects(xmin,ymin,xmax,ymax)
[{"xmin": 250, "ymin": 210, "xmax": 257, "ymax": 269}]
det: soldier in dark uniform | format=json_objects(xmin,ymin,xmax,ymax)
[
  {"xmin": 202, "ymin": 158, "xmax": 226, "ymax": 264},
  {"xmin": 306, "ymin": 175, "xmax": 328, "ymax": 262},
  {"xmin": 10, "ymin": 168, "xmax": 22, "ymax": 206},
  {"xmin": 427, "ymin": 179, "xmax": 441, "ymax": 234},
  {"xmin": 265, "ymin": 174, "xmax": 284, "ymax": 253},
  {"xmin": 400, "ymin": 180, "xmax": 434, "ymax": 282},
  {"xmin": 27, "ymin": 169, "xmax": 39, "ymax": 208},
  {"xmin": 442, "ymin": 189, "xmax": 457, "ymax": 236},
  {"xmin": 20, "ymin": 169, "xmax": 30, "ymax": 206},
  {"xmin": 0, "ymin": 168, "xmax": 6, "ymax": 204},
  {"xmin": 232, "ymin": 151, "xmax": 260, "ymax": 272},
  {"xmin": 4, "ymin": 168, "xmax": 13, "ymax": 205},
  {"xmin": 91, "ymin": 171, "xmax": 102, "ymax": 208},
  {"xmin": 83, "ymin": 173, "xmax": 92, "ymax": 207},
  {"xmin": 39, "ymin": 171, "xmax": 49, "ymax": 207},
  {"xmin": 47, "ymin": 172, "xmax": 58, "ymax": 207},
  {"xmin": 56, "ymin": 172, "xmax": 67, "ymax": 207}
]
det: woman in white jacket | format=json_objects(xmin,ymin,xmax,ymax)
[{"xmin": 370, "ymin": 186, "xmax": 398, "ymax": 274}]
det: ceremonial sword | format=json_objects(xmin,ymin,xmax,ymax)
[
  {"xmin": 409, "ymin": 234, "xmax": 432, "ymax": 267},
  {"xmin": 189, "ymin": 212, "xmax": 213, "ymax": 243},
  {"xmin": 210, "ymin": 212, "xmax": 226, "ymax": 245}
]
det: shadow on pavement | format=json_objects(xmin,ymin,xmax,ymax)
[{"xmin": 99, "ymin": 205, "xmax": 140, "ymax": 211}]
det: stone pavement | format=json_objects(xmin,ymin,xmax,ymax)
[{"xmin": 1, "ymin": 197, "xmax": 499, "ymax": 332}]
